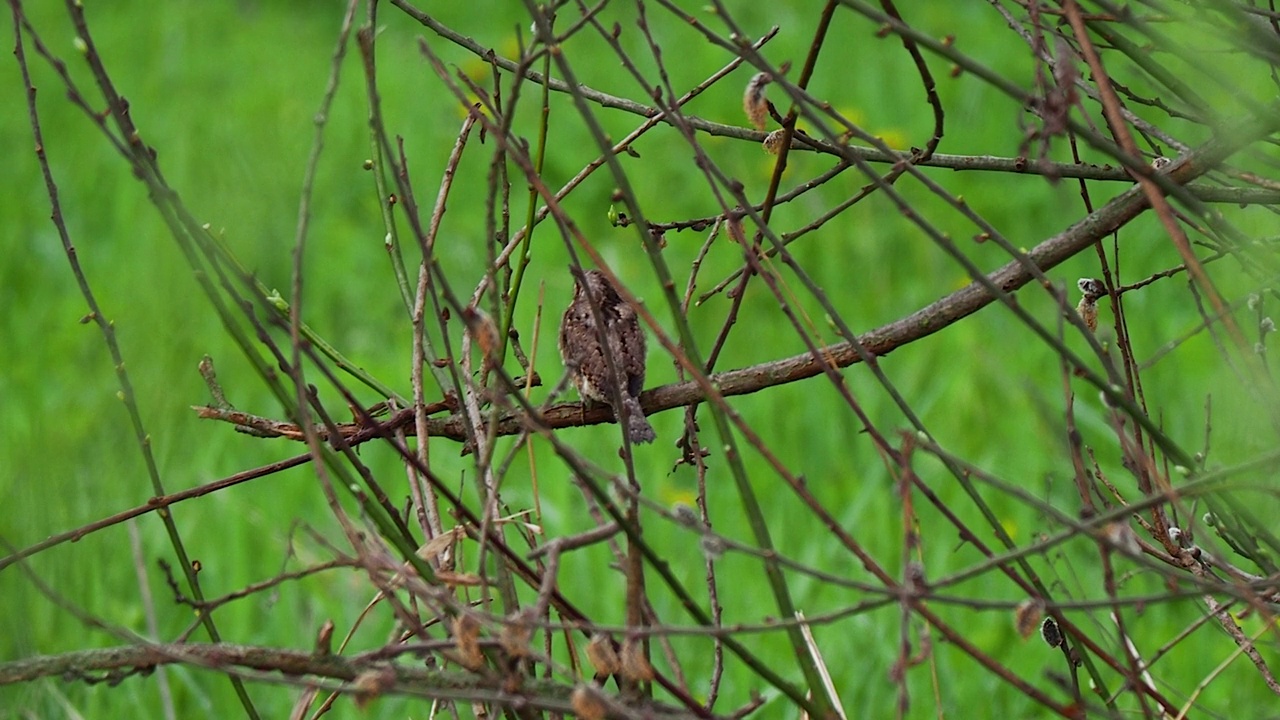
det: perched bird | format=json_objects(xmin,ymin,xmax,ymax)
[{"xmin": 558, "ymin": 268, "xmax": 656, "ymax": 444}]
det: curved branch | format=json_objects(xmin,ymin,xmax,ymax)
[
  {"xmin": 199, "ymin": 165, "xmax": 1183, "ymax": 444},
  {"xmin": 200, "ymin": 98, "xmax": 1280, "ymax": 448}
]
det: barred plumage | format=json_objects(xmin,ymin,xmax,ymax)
[{"xmin": 558, "ymin": 269, "xmax": 656, "ymax": 444}]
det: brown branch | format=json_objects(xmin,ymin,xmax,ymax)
[
  {"xmin": 201, "ymin": 104, "xmax": 1275, "ymax": 446},
  {"xmin": 0, "ymin": 642, "xmax": 711, "ymax": 719},
  {"xmin": 0, "ymin": 451, "xmax": 311, "ymax": 573}
]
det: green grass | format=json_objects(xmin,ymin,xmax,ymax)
[{"xmin": 4, "ymin": 2, "xmax": 1280, "ymax": 718}]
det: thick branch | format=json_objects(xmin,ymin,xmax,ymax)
[
  {"xmin": 200, "ymin": 170, "xmax": 1173, "ymax": 445},
  {"xmin": 0, "ymin": 642, "xmax": 707, "ymax": 719},
  {"xmin": 203, "ymin": 106, "xmax": 1276, "ymax": 446}
]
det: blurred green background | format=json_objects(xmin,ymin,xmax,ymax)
[{"xmin": 2, "ymin": 1, "xmax": 1276, "ymax": 718}]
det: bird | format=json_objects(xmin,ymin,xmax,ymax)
[{"xmin": 558, "ymin": 268, "xmax": 656, "ymax": 444}]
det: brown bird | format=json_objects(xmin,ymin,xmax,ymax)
[{"xmin": 558, "ymin": 268, "xmax": 656, "ymax": 444}]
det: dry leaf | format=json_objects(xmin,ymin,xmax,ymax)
[{"xmin": 453, "ymin": 614, "xmax": 485, "ymax": 670}]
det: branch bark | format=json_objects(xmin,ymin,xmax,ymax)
[
  {"xmin": 202, "ymin": 103, "xmax": 1278, "ymax": 446},
  {"xmin": 0, "ymin": 642, "xmax": 711, "ymax": 719}
]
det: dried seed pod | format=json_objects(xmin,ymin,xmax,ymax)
[
  {"xmin": 619, "ymin": 638, "xmax": 654, "ymax": 682},
  {"xmin": 571, "ymin": 684, "xmax": 609, "ymax": 720},
  {"xmin": 1015, "ymin": 599, "xmax": 1044, "ymax": 640},
  {"xmin": 672, "ymin": 503, "xmax": 700, "ymax": 527},
  {"xmin": 462, "ymin": 307, "xmax": 501, "ymax": 368},
  {"xmin": 1103, "ymin": 521, "xmax": 1141, "ymax": 556},
  {"xmin": 699, "ymin": 533, "xmax": 726, "ymax": 561},
  {"xmin": 500, "ymin": 609, "xmax": 534, "ymax": 658},
  {"xmin": 762, "ymin": 129, "xmax": 787, "ymax": 155},
  {"xmin": 1077, "ymin": 277, "xmax": 1106, "ymax": 302},
  {"xmin": 743, "ymin": 72, "xmax": 772, "ymax": 130},
  {"xmin": 1076, "ymin": 277, "xmax": 1105, "ymax": 332},
  {"xmin": 1041, "ymin": 617, "xmax": 1063, "ymax": 648},
  {"xmin": 586, "ymin": 633, "xmax": 621, "ymax": 677},
  {"xmin": 1076, "ymin": 296, "xmax": 1098, "ymax": 333}
]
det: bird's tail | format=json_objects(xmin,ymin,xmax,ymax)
[{"xmin": 622, "ymin": 397, "xmax": 656, "ymax": 444}]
